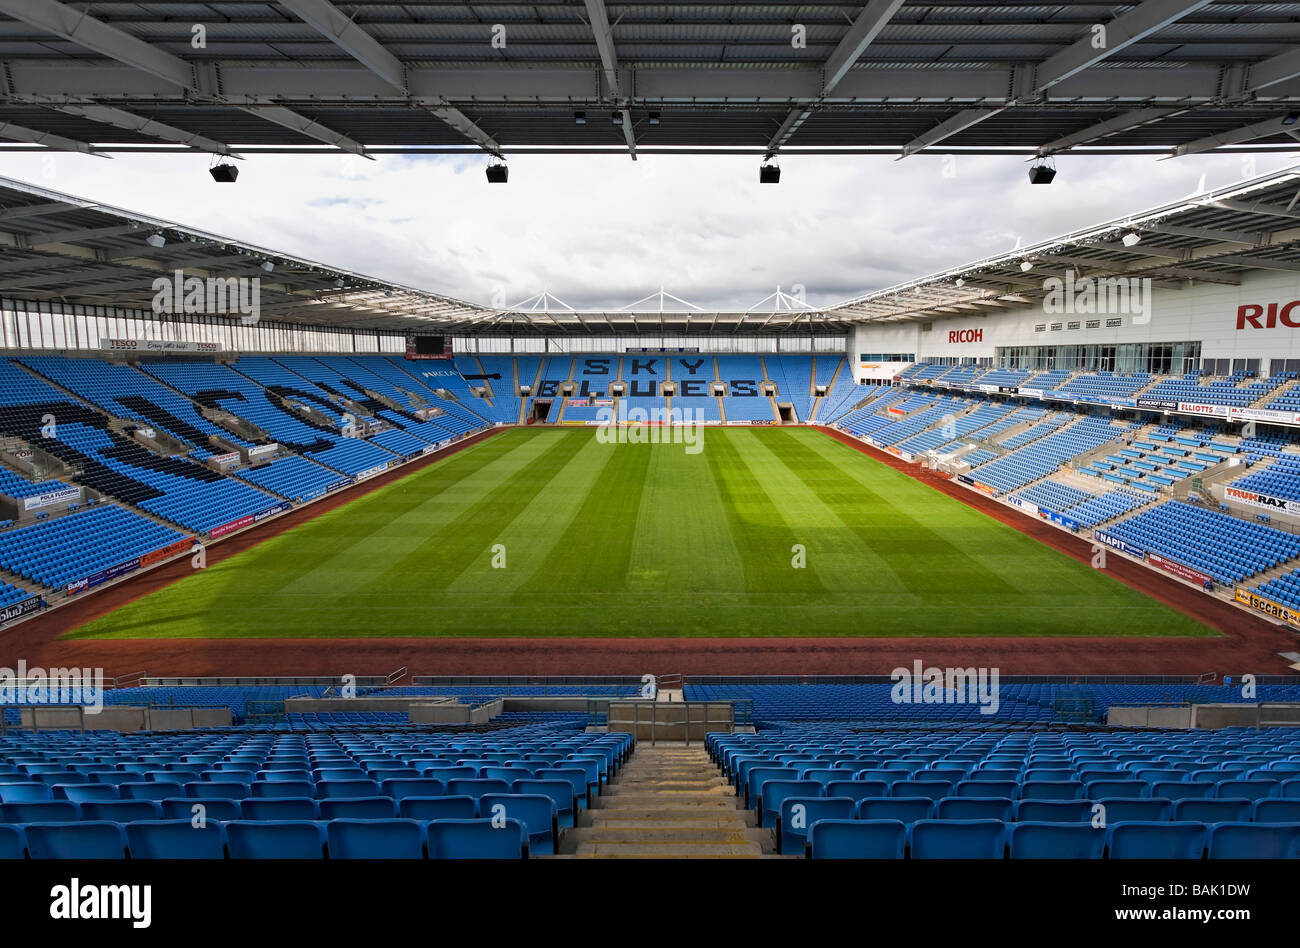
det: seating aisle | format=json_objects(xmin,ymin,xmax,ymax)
[{"xmin": 562, "ymin": 744, "xmax": 768, "ymax": 858}]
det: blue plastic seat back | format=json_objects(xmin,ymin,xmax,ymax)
[
  {"xmin": 398, "ymin": 795, "xmax": 477, "ymax": 821},
  {"xmin": 121, "ymin": 781, "xmax": 184, "ymax": 801},
  {"xmin": 326, "ymin": 819, "xmax": 424, "ymax": 859},
  {"xmin": 242, "ymin": 797, "xmax": 318, "ymax": 821},
  {"xmin": 1096, "ymin": 798, "xmax": 1171, "ymax": 822},
  {"xmin": 1013, "ymin": 799, "xmax": 1095, "ymax": 823},
  {"xmin": 856, "ymin": 797, "xmax": 934, "ymax": 823},
  {"xmin": 1215, "ymin": 779, "xmax": 1279, "ymax": 801},
  {"xmin": 1150, "ymin": 781, "xmax": 1213, "ymax": 800},
  {"xmin": 446, "ymin": 778, "xmax": 511, "ymax": 798},
  {"xmin": 258, "ymin": 770, "xmax": 312, "ymax": 783},
  {"xmin": 1, "ymin": 801, "xmax": 80, "ymax": 823},
  {"xmin": 250, "ymin": 780, "xmax": 314, "ymax": 799},
  {"xmin": 319, "ymin": 797, "xmax": 399, "ymax": 820},
  {"xmin": 512, "ymin": 780, "xmax": 576, "ymax": 820},
  {"xmin": 1171, "ymin": 798, "xmax": 1252, "ymax": 823},
  {"xmin": 424, "ymin": 766, "xmax": 478, "ymax": 782},
  {"xmin": 899, "ymin": 780, "xmax": 954, "ymax": 802},
  {"xmin": 316, "ymin": 779, "xmax": 381, "ymax": 799},
  {"xmin": 759, "ymin": 780, "xmax": 822, "ymax": 828},
  {"xmin": 190, "ymin": 781, "xmax": 251, "ymax": 800},
  {"xmin": 0, "ymin": 783, "xmax": 52, "ymax": 803},
  {"xmin": 25, "ymin": 821, "xmax": 127, "ymax": 859},
  {"xmin": 824, "ymin": 780, "xmax": 888, "ymax": 802},
  {"xmin": 1009, "ymin": 822, "xmax": 1105, "ymax": 859},
  {"xmin": 778, "ymin": 796, "xmax": 855, "ymax": 856},
  {"xmin": 226, "ymin": 821, "xmax": 326, "ymax": 859},
  {"xmin": 381, "ymin": 778, "xmax": 445, "ymax": 800},
  {"xmin": 936, "ymin": 797, "xmax": 1014, "ymax": 821},
  {"xmin": 126, "ymin": 820, "xmax": 227, "ymax": 859},
  {"xmin": 479, "ymin": 794, "xmax": 557, "ymax": 855},
  {"xmin": 955, "ymin": 780, "xmax": 1019, "ymax": 800},
  {"xmin": 161, "ymin": 798, "xmax": 241, "ymax": 822},
  {"xmin": 427, "ymin": 818, "xmax": 525, "ymax": 859},
  {"xmin": 55, "ymin": 783, "xmax": 120, "ymax": 803},
  {"xmin": 1019, "ymin": 780, "xmax": 1083, "ymax": 801},
  {"xmin": 1207, "ymin": 823, "xmax": 1300, "ymax": 859},
  {"xmin": 1107, "ymin": 821, "xmax": 1207, "ymax": 859},
  {"xmin": 909, "ymin": 820, "xmax": 1007, "ymax": 859},
  {"xmin": 809, "ymin": 819, "xmax": 906, "ymax": 859},
  {"xmin": 1254, "ymin": 799, "xmax": 1300, "ymax": 822},
  {"xmin": 0, "ymin": 825, "xmax": 24, "ymax": 859},
  {"xmin": 81, "ymin": 800, "xmax": 163, "ymax": 822}
]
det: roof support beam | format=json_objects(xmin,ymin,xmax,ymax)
[
  {"xmin": 0, "ymin": 0, "xmax": 195, "ymax": 88},
  {"xmin": 1171, "ymin": 114, "xmax": 1300, "ymax": 157},
  {"xmin": 240, "ymin": 106, "xmax": 370, "ymax": 157},
  {"xmin": 48, "ymin": 104, "xmax": 237, "ymax": 156},
  {"xmin": 1034, "ymin": 0, "xmax": 1218, "ymax": 90},
  {"xmin": 1036, "ymin": 107, "xmax": 1184, "ymax": 156},
  {"xmin": 0, "ymin": 121, "xmax": 101, "ymax": 155},
  {"xmin": 900, "ymin": 108, "xmax": 1004, "ymax": 158},
  {"xmin": 1248, "ymin": 47, "xmax": 1300, "ymax": 93},
  {"xmin": 582, "ymin": 0, "xmax": 636, "ymax": 159},
  {"xmin": 767, "ymin": 0, "xmax": 906, "ymax": 156},
  {"xmin": 0, "ymin": 0, "xmax": 369, "ymax": 157},
  {"xmin": 276, "ymin": 0, "xmax": 407, "ymax": 92}
]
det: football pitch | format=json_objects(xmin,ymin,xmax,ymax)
[{"xmin": 66, "ymin": 426, "xmax": 1213, "ymax": 639}]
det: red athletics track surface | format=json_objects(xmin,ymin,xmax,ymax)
[{"xmin": 1, "ymin": 424, "xmax": 1296, "ymax": 678}]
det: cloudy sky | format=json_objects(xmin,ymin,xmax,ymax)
[{"xmin": 2, "ymin": 148, "xmax": 1295, "ymax": 312}]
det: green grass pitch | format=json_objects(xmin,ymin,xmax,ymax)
[{"xmin": 66, "ymin": 426, "xmax": 1213, "ymax": 639}]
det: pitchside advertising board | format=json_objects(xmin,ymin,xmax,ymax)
[
  {"xmin": 66, "ymin": 534, "xmax": 196, "ymax": 592},
  {"xmin": 1093, "ymin": 530, "xmax": 1145, "ymax": 560},
  {"xmin": 1236, "ymin": 587, "xmax": 1300, "ymax": 628},
  {"xmin": 0, "ymin": 595, "xmax": 43, "ymax": 624}
]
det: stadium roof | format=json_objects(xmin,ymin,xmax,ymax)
[
  {"xmin": 1, "ymin": 167, "xmax": 1299, "ymax": 335},
  {"xmin": 828, "ymin": 162, "xmax": 1300, "ymax": 322},
  {"xmin": 0, "ymin": 1, "xmax": 1299, "ymax": 160}
]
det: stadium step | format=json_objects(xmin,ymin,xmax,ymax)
[{"xmin": 559, "ymin": 744, "xmax": 770, "ymax": 858}]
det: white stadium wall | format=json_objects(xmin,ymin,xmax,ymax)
[{"xmin": 852, "ymin": 270, "xmax": 1300, "ymax": 373}]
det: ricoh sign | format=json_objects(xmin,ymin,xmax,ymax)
[
  {"xmin": 1236, "ymin": 301, "xmax": 1300, "ymax": 329},
  {"xmin": 948, "ymin": 329, "xmax": 984, "ymax": 344}
]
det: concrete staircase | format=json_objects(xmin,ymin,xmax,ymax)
[{"xmin": 559, "ymin": 744, "xmax": 770, "ymax": 858}]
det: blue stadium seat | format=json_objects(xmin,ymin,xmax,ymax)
[
  {"xmin": 1106, "ymin": 822, "xmax": 1207, "ymax": 859},
  {"xmin": 427, "ymin": 818, "xmax": 526, "ymax": 859},
  {"xmin": 909, "ymin": 820, "xmax": 1007, "ymax": 859},
  {"xmin": 856, "ymin": 798, "xmax": 934, "ymax": 822},
  {"xmin": 1206, "ymin": 823, "xmax": 1300, "ymax": 859},
  {"xmin": 1014, "ymin": 800, "xmax": 1094, "ymax": 822},
  {"xmin": 24, "ymin": 821, "xmax": 127, "ymax": 859},
  {"xmin": 125, "ymin": 820, "xmax": 227, "ymax": 859},
  {"xmin": 326, "ymin": 819, "xmax": 424, "ymax": 859},
  {"xmin": 1009, "ymin": 822, "xmax": 1106, "ymax": 859},
  {"xmin": 776, "ymin": 796, "xmax": 855, "ymax": 856},
  {"xmin": 0, "ymin": 783, "xmax": 51, "ymax": 803},
  {"xmin": 0, "ymin": 801, "xmax": 79, "ymax": 823},
  {"xmin": 808, "ymin": 819, "xmax": 907, "ymax": 859},
  {"xmin": 380, "ymin": 778, "xmax": 445, "ymax": 799},
  {"xmin": 226, "ymin": 821, "xmax": 326, "ymax": 859},
  {"xmin": 318, "ymin": 797, "xmax": 399, "ymax": 820},
  {"xmin": 1254, "ymin": 799, "xmax": 1300, "ymax": 822},
  {"xmin": 241, "ymin": 798, "xmax": 318, "ymax": 821},
  {"xmin": 398, "ymin": 795, "xmax": 477, "ymax": 821},
  {"xmin": 936, "ymin": 797, "xmax": 1014, "ymax": 821},
  {"xmin": 1096, "ymin": 798, "xmax": 1171, "ymax": 822},
  {"xmin": 1171, "ymin": 798, "xmax": 1253, "ymax": 822},
  {"xmin": 53, "ymin": 783, "xmax": 120, "ymax": 803},
  {"xmin": 81, "ymin": 800, "xmax": 163, "ymax": 822},
  {"xmin": 161, "ymin": 798, "xmax": 241, "ymax": 822},
  {"xmin": 0, "ymin": 825, "xmax": 25, "ymax": 859},
  {"xmin": 513, "ymin": 779, "xmax": 576, "ymax": 828},
  {"xmin": 479, "ymin": 794, "xmax": 558, "ymax": 855},
  {"xmin": 759, "ymin": 779, "xmax": 822, "ymax": 828}
]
